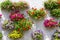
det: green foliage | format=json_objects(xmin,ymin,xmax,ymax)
[
  {"xmin": 44, "ymin": 1, "xmax": 58, "ymax": 10},
  {"xmin": 51, "ymin": 9, "xmax": 60, "ymax": 18},
  {"xmin": 0, "ymin": 32, "xmax": 2, "ymax": 38},
  {"xmin": 1, "ymin": 0, "xmax": 29, "ymax": 11},
  {"xmin": 1, "ymin": 0, "xmax": 13, "ymax": 11},
  {"xmin": 53, "ymin": 32, "xmax": 60, "ymax": 40},
  {"xmin": 13, "ymin": 19, "xmax": 32, "ymax": 32},
  {"xmin": 28, "ymin": 8, "xmax": 46, "ymax": 20}
]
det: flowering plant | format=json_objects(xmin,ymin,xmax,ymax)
[
  {"xmin": 9, "ymin": 12, "xmax": 24, "ymax": 21},
  {"xmin": 44, "ymin": 1, "xmax": 58, "ymax": 10},
  {"xmin": 53, "ymin": 29, "xmax": 60, "ymax": 40},
  {"xmin": 51, "ymin": 9, "xmax": 60, "ymax": 18},
  {"xmin": 44, "ymin": 18, "xmax": 58, "ymax": 28},
  {"xmin": 12, "ymin": 2, "xmax": 29, "ymax": 10},
  {"xmin": 1, "ymin": 0, "xmax": 29, "ymax": 11},
  {"xmin": 13, "ymin": 19, "xmax": 32, "ymax": 32},
  {"xmin": 2, "ymin": 20, "xmax": 15, "ymax": 30},
  {"xmin": 31, "ymin": 30, "xmax": 43, "ymax": 40},
  {"xmin": 27, "ymin": 8, "xmax": 46, "ymax": 20},
  {"xmin": 8, "ymin": 30, "xmax": 23, "ymax": 39},
  {"xmin": 1, "ymin": 0, "xmax": 13, "ymax": 11}
]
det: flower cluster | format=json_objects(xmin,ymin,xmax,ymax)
[
  {"xmin": 1, "ymin": 0, "xmax": 13, "ymax": 11},
  {"xmin": 51, "ymin": 9, "xmax": 60, "ymax": 18},
  {"xmin": 8, "ymin": 30, "xmax": 23, "ymax": 39},
  {"xmin": 52, "ymin": 29, "xmax": 60, "ymax": 40},
  {"xmin": 31, "ymin": 30, "xmax": 43, "ymax": 40},
  {"xmin": 44, "ymin": 1, "xmax": 58, "ymax": 10},
  {"xmin": 44, "ymin": 18, "xmax": 58, "ymax": 28},
  {"xmin": 27, "ymin": 8, "xmax": 46, "ymax": 20},
  {"xmin": 2, "ymin": 20, "xmax": 14, "ymax": 30},
  {"xmin": 1, "ymin": 0, "xmax": 29, "ymax": 11},
  {"xmin": 9, "ymin": 12, "xmax": 24, "ymax": 21},
  {"xmin": 14, "ymin": 19, "xmax": 32, "ymax": 32}
]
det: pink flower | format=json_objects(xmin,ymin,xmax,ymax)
[
  {"xmin": 44, "ymin": 18, "xmax": 58, "ymax": 28},
  {"xmin": 0, "ymin": 14, "xmax": 2, "ymax": 18},
  {"xmin": 10, "ymin": 12, "xmax": 24, "ymax": 21}
]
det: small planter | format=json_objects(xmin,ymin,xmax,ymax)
[
  {"xmin": 31, "ymin": 30, "xmax": 43, "ymax": 40},
  {"xmin": 1, "ymin": 0, "xmax": 29, "ymax": 11},
  {"xmin": 27, "ymin": 8, "xmax": 46, "ymax": 20},
  {"xmin": 8, "ymin": 30, "xmax": 23, "ymax": 39},
  {"xmin": 2, "ymin": 20, "xmax": 15, "ymax": 31},
  {"xmin": 13, "ymin": 19, "xmax": 32, "ymax": 32},
  {"xmin": 51, "ymin": 9, "xmax": 60, "ymax": 18},
  {"xmin": 44, "ymin": 18, "xmax": 58, "ymax": 29},
  {"xmin": 44, "ymin": 0, "xmax": 59, "ymax": 10},
  {"xmin": 52, "ymin": 29, "xmax": 60, "ymax": 40},
  {"xmin": 9, "ymin": 11, "xmax": 24, "ymax": 21}
]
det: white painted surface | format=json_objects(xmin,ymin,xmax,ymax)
[{"xmin": 0, "ymin": 0, "xmax": 59, "ymax": 40}]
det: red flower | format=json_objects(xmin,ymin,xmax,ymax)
[
  {"xmin": 28, "ymin": 26, "xmax": 31, "ymax": 29},
  {"xmin": 32, "ymin": 12, "xmax": 34, "ymax": 15},
  {"xmin": 23, "ymin": 27, "xmax": 26, "ymax": 31},
  {"xmin": 18, "ymin": 28, "xmax": 20, "ymax": 31}
]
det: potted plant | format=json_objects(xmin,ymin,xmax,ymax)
[
  {"xmin": 27, "ymin": 8, "xmax": 46, "ymax": 20},
  {"xmin": 44, "ymin": 18, "xmax": 58, "ymax": 28},
  {"xmin": 31, "ymin": 30, "xmax": 43, "ymax": 40}
]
